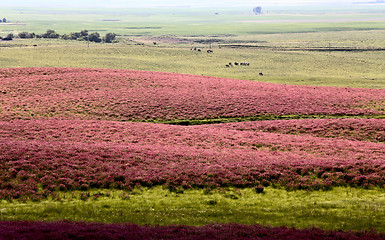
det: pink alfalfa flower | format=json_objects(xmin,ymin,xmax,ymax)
[
  {"xmin": 0, "ymin": 67, "xmax": 384, "ymax": 121},
  {"xmin": 0, "ymin": 221, "xmax": 384, "ymax": 239},
  {"xmin": 1, "ymin": 119, "xmax": 385, "ymax": 199}
]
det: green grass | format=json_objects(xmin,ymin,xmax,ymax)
[
  {"xmin": 1, "ymin": 187, "xmax": 385, "ymax": 231},
  {"xmin": 1, "ymin": 37, "xmax": 385, "ymax": 89},
  {"xmin": 160, "ymin": 114, "xmax": 385, "ymax": 125},
  {"xmin": 1, "ymin": 6, "xmax": 385, "ymax": 89}
]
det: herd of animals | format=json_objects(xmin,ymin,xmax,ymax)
[{"xmin": 190, "ymin": 47, "xmax": 263, "ymax": 76}]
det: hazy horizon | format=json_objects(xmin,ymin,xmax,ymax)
[{"xmin": 0, "ymin": 0, "xmax": 364, "ymax": 8}]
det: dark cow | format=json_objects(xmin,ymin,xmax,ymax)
[
  {"xmin": 197, "ymin": 49, "xmax": 201, "ymax": 52},
  {"xmin": 207, "ymin": 50, "xmax": 213, "ymax": 53},
  {"xmin": 234, "ymin": 62, "xmax": 239, "ymax": 66},
  {"xmin": 259, "ymin": 72, "xmax": 263, "ymax": 76}
]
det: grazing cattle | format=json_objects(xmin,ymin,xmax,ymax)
[
  {"xmin": 207, "ymin": 50, "xmax": 213, "ymax": 53},
  {"xmin": 194, "ymin": 47, "xmax": 197, "ymax": 51},
  {"xmin": 259, "ymin": 72, "xmax": 263, "ymax": 76},
  {"xmin": 229, "ymin": 63, "xmax": 233, "ymax": 66},
  {"xmin": 197, "ymin": 49, "xmax": 201, "ymax": 52},
  {"xmin": 226, "ymin": 65, "xmax": 230, "ymax": 67},
  {"xmin": 234, "ymin": 62, "xmax": 239, "ymax": 65}
]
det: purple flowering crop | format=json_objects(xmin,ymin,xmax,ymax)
[
  {"xmin": 0, "ymin": 221, "xmax": 384, "ymax": 240},
  {"xmin": 1, "ymin": 67, "xmax": 384, "ymax": 121},
  {"xmin": 1, "ymin": 119, "xmax": 384, "ymax": 200}
]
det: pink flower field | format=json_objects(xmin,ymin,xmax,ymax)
[
  {"xmin": 1, "ymin": 67, "xmax": 384, "ymax": 121},
  {"xmin": 1, "ymin": 67, "xmax": 385, "ymax": 238},
  {"xmin": 1, "ymin": 221, "xmax": 383, "ymax": 240},
  {"xmin": 218, "ymin": 118, "xmax": 385, "ymax": 143},
  {"xmin": 1, "ymin": 119, "xmax": 384, "ymax": 200}
]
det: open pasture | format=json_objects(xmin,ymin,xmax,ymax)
[
  {"xmin": 0, "ymin": 36, "xmax": 384, "ymax": 89},
  {"xmin": 1, "ymin": 6, "xmax": 385, "ymax": 89}
]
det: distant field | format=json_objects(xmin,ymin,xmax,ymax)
[
  {"xmin": 1, "ymin": 6, "xmax": 385, "ymax": 88},
  {"xmin": 0, "ymin": 35, "xmax": 384, "ymax": 88},
  {"xmin": 2, "ymin": 7, "xmax": 385, "ymax": 36}
]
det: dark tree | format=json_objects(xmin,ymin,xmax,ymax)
[
  {"xmin": 61, "ymin": 34, "xmax": 71, "ymax": 40},
  {"xmin": 88, "ymin": 32, "xmax": 101, "ymax": 43},
  {"xmin": 18, "ymin": 32, "xmax": 28, "ymax": 38},
  {"xmin": 3, "ymin": 33, "xmax": 14, "ymax": 41},
  {"xmin": 78, "ymin": 30, "xmax": 89, "ymax": 41},
  {"xmin": 80, "ymin": 30, "xmax": 89, "ymax": 37},
  {"xmin": 253, "ymin": 6, "xmax": 262, "ymax": 15},
  {"xmin": 42, "ymin": 29, "xmax": 60, "ymax": 38},
  {"xmin": 65, "ymin": 30, "xmax": 89, "ymax": 41},
  {"xmin": 103, "ymin": 32, "xmax": 116, "ymax": 43},
  {"xmin": 18, "ymin": 32, "xmax": 35, "ymax": 38},
  {"xmin": 69, "ymin": 32, "xmax": 81, "ymax": 40},
  {"xmin": 2, "ymin": 18, "xmax": 6, "ymax": 23}
]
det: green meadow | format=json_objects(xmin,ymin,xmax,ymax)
[
  {"xmin": 1, "ymin": 187, "xmax": 385, "ymax": 232},
  {"xmin": 1, "ymin": 4, "xmax": 385, "ymax": 232},
  {"xmin": 1, "ymin": 36, "xmax": 385, "ymax": 89}
]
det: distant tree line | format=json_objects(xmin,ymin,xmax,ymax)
[
  {"xmin": 1, "ymin": 29, "xmax": 117, "ymax": 43},
  {"xmin": 61, "ymin": 30, "xmax": 117, "ymax": 43},
  {"xmin": 0, "ymin": 18, "xmax": 7, "ymax": 23}
]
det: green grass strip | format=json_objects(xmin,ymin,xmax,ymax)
[
  {"xmin": 155, "ymin": 114, "xmax": 385, "ymax": 125},
  {"xmin": 1, "ymin": 187, "xmax": 385, "ymax": 232}
]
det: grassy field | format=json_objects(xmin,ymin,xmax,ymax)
[
  {"xmin": 0, "ymin": 36, "xmax": 384, "ymax": 89},
  {"xmin": 2, "ymin": 6, "xmax": 385, "ymax": 35},
  {"xmin": 1, "ymin": 187, "xmax": 385, "ymax": 232},
  {"xmin": 1, "ymin": 6, "xmax": 385, "ymax": 88},
  {"xmin": 1, "ymin": 4, "xmax": 385, "ymax": 235}
]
